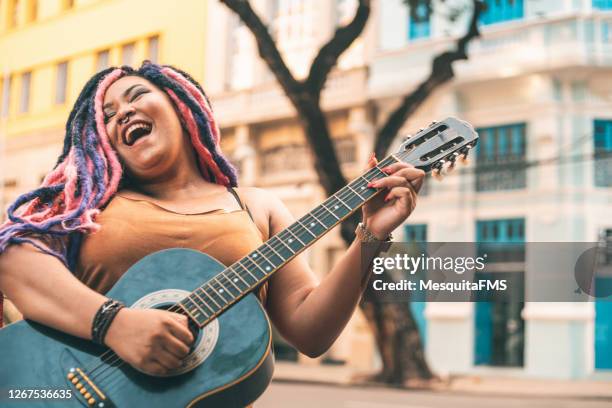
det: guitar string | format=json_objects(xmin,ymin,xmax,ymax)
[
  {"xmin": 86, "ymin": 136, "xmax": 472, "ymax": 389},
  {"xmin": 83, "ymin": 161, "xmax": 397, "ymax": 388},
  {"xmin": 88, "ymin": 185, "xmax": 386, "ymax": 391},
  {"xmin": 85, "ymin": 147, "xmax": 434, "ymax": 386},
  {"xmin": 82, "ymin": 131, "xmax": 472, "ymax": 387}
]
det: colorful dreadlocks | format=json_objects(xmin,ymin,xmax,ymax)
[{"xmin": 0, "ymin": 62, "xmax": 237, "ymax": 271}]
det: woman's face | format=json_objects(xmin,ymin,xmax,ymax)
[{"xmin": 102, "ymin": 75, "xmax": 188, "ymax": 182}]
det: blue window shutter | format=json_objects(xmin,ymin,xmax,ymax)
[
  {"xmin": 408, "ymin": 1, "xmax": 431, "ymax": 40},
  {"xmin": 481, "ymin": 0, "xmax": 524, "ymax": 25},
  {"xmin": 594, "ymin": 0, "xmax": 612, "ymax": 10},
  {"xmin": 594, "ymin": 119, "xmax": 612, "ymax": 187}
]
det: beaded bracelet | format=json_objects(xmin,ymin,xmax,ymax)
[{"xmin": 91, "ymin": 299, "xmax": 125, "ymax": 345}]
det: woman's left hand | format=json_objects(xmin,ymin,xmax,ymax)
[{"xmin": 361, "ymin": 154, "xmax": 425, "ymax": 240}]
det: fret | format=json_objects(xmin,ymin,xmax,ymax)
[
  {"xmin": 346, "ymin": 184, "xmax": 365, "ymax": 199},
  {"xmin": 285, "ymin": 226, "xmax": 307, "ymax": 246},
  {"xmin": 221, "ymin": 273, "xmax": 243, "ymax": 297},
  {"xmin": 243, "ymin": 255, "xmax": 269, "ymax": 277},
  {"xmin": 210, "ymin": 277, "xmax": 233, "ymax": 302},
  {"xmin": 190, "ymin": 290, "xmax": 214, "ymax": 317},
  {"xmin": 274, "ymin": 233, "xmax": 299, "ymax": 254},
  {"xmin": 295, "ymin": 219, "xmax": 317, "ymax": 238},
  {"xmin": 193, "ymin": 288, "xmax": 215, "ymax": 316},
  {"xmin": 181, "ymin": 297, "xmax": 206, "ymax": 320},
  {"xmin": 263, "ymin": 241, "xmax": 286, "ymax": 264},
  {"xmin": 230, "ymin": 267, "xmax": 251, "ymax": 291},
  {"xmin": 309, "ymin": 210, "xmax": 331, "ymax": 229},
  {"xmin": 334, "ymin": 195, "xmax": 351, "ymax": 210},
  {"xmin": 177, "ymin": 302, "xmax": 200, "ymax": 322},
  {"xmin": 201, "ymin": 287, "xmax": 223, "ymax": 310},
  {"xmin": 234, "ymin": 260, "xmax": 260, "ymax": 283},
  {"xmin": 320, "ymin": 202, "xmax": 340, "ymax": 221},
  {"xmin": 299, "ymin": 215, "xmax": 325, "ymax": 237},
  {"xmin": 251, "ymin": 250, "xmax": 275, "ymax": 275}
]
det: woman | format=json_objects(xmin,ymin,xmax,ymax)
[{"xmin": 0, "ymin": 62, "xmax": 424, "ymax": 378}]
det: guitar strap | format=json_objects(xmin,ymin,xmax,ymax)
[
  {"xmin": 227, "ymin": 186, "xmax": 256, "ymax": 223},
  {"xmin": 0, "ymin": 291, "xmax": 3, "ymax": 328}
]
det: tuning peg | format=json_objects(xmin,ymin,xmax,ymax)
[{"xmin": 458, "ymin": 152, "xmax": 470, "ymax": 165}]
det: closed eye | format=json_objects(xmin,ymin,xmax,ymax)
[
  {"xmin": 103, "ymin": 112, "xmax": 115, "ymax": 124},
  {"xmin": 129, "ymin": 88, "xmax": 148, "ymax": 102}
]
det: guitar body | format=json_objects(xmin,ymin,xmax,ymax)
[{"xmin": 0, "ymin": 248, "xmax": 274, "ymax": 407}]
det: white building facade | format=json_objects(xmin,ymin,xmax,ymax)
[{"xmin": 205, "ymin": 0, "xmax": 612, "ymax": 379}]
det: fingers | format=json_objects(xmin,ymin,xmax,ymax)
[
  {"xmin": 384, "ymin": 186, "xmax": 416, "ymax": 203},
  {"xmin": 154, "ymin": 350, "xmax": 182, "ymax": 371},
  {"xmin": 370, "ymin": 164, "xmax": 425, "ymax": 193},
  {"xmin": 142, "ymin": 361, "xmax": 168, "ymax": 376},
  {"xmin": 366, "ymin": 152, "xmax": 378, "ymax": 169},
  {"xmin": 163, "ymin": 334, "xmax": 191, "ymax": 360},
  {"xmin": 165, "ymin": 312, "xmax": 194, "ymax": 346}
]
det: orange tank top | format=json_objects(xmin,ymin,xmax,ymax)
[{"xmin": 75, "ymin": 188, "xmax": 268, "ymax": 304}]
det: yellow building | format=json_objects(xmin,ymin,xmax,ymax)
[{"xmin": 0, "ymin": 0, "xmax": 208, "ymax": 209}]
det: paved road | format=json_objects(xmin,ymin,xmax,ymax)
[{"xmin": 256, "ymin": 382, "xmax": 612, "ymax": 408}]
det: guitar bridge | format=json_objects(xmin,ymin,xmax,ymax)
[{"xmin": 66, "ymin": 366, "xmax": 116, "ymax": 408}]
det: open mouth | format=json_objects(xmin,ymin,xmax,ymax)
[{"xmin": 123, "ymin": 121, "xmax": 153, "ymax": 146}]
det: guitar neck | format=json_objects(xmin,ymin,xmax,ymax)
[{"xmin": 178, "ymin": 154, "xmax": 402, "ymax": 327}]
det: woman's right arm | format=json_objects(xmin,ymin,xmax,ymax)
[{"xmin": 0, "ymin": 243, "xmax": 193, "ymax": 375}]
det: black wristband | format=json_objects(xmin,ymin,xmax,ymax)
[{"xmin": 91, "ymin": 299, "xmax": 125, "ymax": 345}]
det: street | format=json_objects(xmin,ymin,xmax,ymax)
[{"xmin": 256, "ymin": 382, "xmax": 612, "ymax": 408}]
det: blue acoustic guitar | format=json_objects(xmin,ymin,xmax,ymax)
[{"xmin": 0, "ymin": 118, "xmax": 477, "ymax": 407}]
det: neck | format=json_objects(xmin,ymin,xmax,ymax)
[{"xmin": 132, "ymin": 135, "xmax": 214, "ymax": 200}]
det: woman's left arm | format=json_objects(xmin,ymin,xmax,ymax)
[{"xmin": 257, "ymin": 159, "xmax": 425, "ymax": 358}]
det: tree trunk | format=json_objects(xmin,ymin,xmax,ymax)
[{"xmin": 220, "ymin": 0, "xmax": 484, "ymax": 386}]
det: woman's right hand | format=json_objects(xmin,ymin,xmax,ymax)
[{"xmin": 104, "ymin": 308, "xmax": 194, "ymax": 375}]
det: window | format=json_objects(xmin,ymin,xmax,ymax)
[
  {"xmin": 474, "ymin": 218, "xmax": 525, "ymax": 368},
  {"xmin": 594, "ymin": 119, "xmax": 612, "ymax": 187},
  {"xmin": 408, "ymin": 0, "xmax": 431, "ymax": 40},
  {"xmin": 147, "ymin": 36, "xmax": 159, "ymax": 63},
  {"xmin": 475, "ymin": 123, "xmax": 527, "ymax": 192},
  {"xmin": 600, "ymin": 229, "xmax": 612, "ymax": 266},
  {"xmin": 480, "ymin": 0, "xmax": 524, "ymax": 25},
  {"xmin": 1, "ymin": 75, "xmax": 10, "ymax": 118},
  {"xmin": 96, "ymin": 49, "xmax": 110, "ymax": 72},
  {"xmin": 476, "ymin": 218, "xmax": 525, "ymax": 262},
  {"xmin": 55, "ymin": 61, "xmax": 68, "ymax": 104},
  {"xmin": 121, "ymin": 43, "xmax": 135, "ymax": 66},
  {"xmin": 19, "ymin": 71, "xmax": 31, "ymax": 113},
  {"xmin": 593, "ymin": 0, "xmax": 612, "ymax": 10}
]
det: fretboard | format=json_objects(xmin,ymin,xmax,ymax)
[{"xmin": 178, "ymin": 155, "xmax": 400, "ymax": 326}]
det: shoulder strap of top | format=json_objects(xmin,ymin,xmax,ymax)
[{"xmin": 227, "ymin": 186, "xmax": 255, "ymax": 223}]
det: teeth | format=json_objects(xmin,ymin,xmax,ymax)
[{"xmin": 125, "ymin": 123, "xmax": 151, "ymax": 145}]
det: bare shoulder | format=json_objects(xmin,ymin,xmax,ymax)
[
  {"xmin": 233, "ymin": 187, "xmax": 293, "ymax": 238},
  {"xmin": 234, "ymin": 186, "xmax": 282, "ymax": 210}
]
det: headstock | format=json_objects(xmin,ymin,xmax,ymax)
[{"xmin": 395, "ymin": 117, "xmax": 479, "ymax": 179}]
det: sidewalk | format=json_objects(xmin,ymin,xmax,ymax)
[{"xmin": 272, "ymin": 361, "xmax": 612, "ymax": 400}]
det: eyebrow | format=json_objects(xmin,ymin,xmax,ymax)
[{"xmin": 102, "ymin": 84, "xmax": 142, "ymax": 110}]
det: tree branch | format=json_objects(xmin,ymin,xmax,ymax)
[
  {"xmin": 220, "ymin": 0, "xmax": 303, "ymax": 98},
  {"xmin": 374, "ymin": 0, "xmax": 484, "ymax": 158},
  {"xmin": 305, "ymin": 0, "xmax": 371, "ymax": 97}
]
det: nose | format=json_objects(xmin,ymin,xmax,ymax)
[{"xmin": 117, "ymin": 104, "xmax": 135, "ymax": 125}]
